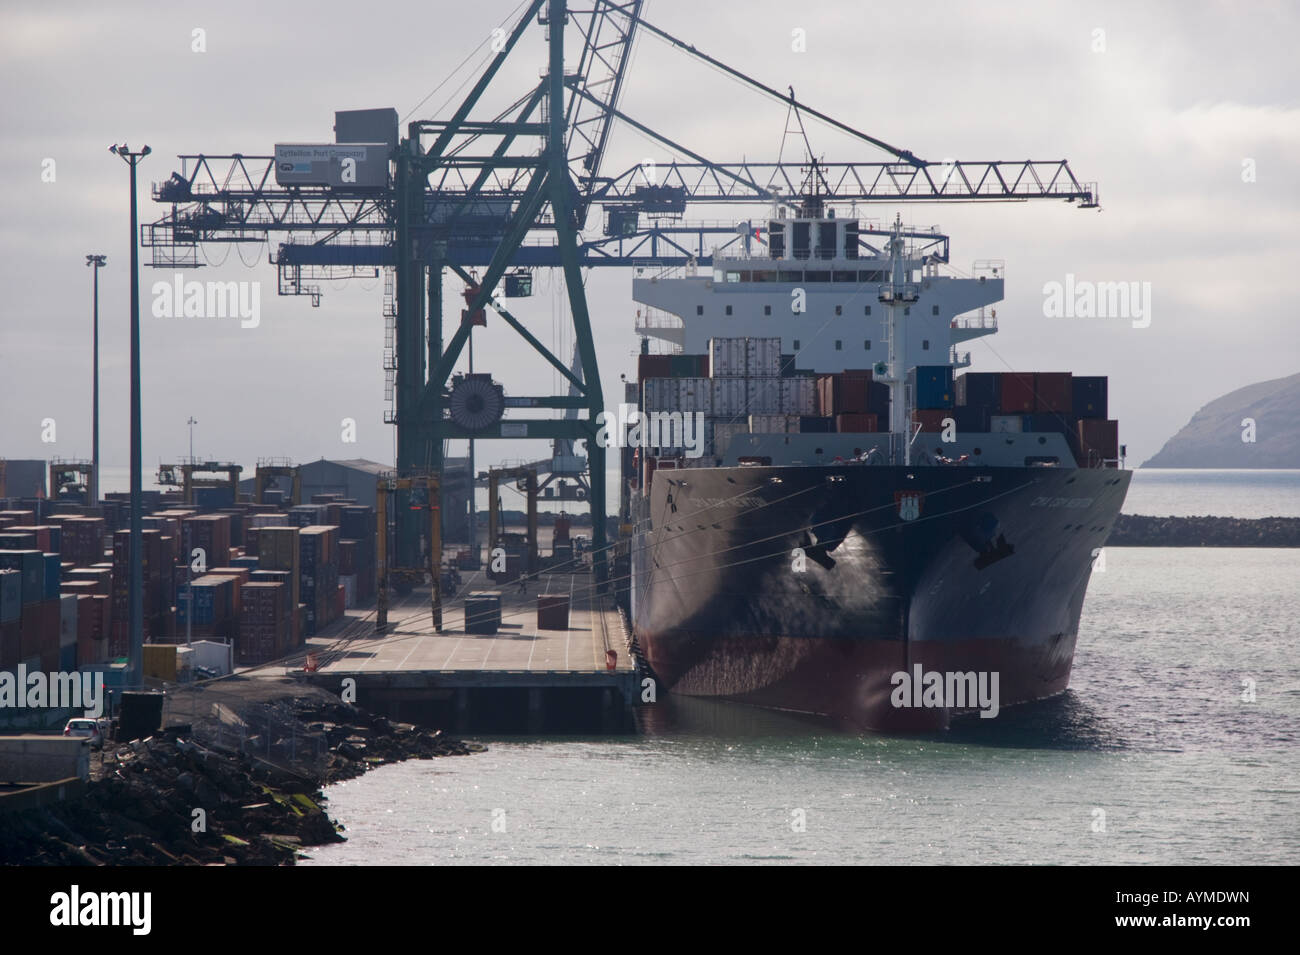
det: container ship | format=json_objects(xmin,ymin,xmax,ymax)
[{"xmin": 621, "ymin": 198, "xmax": 1129, "ymax": 730}]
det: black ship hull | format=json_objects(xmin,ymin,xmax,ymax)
[{"xmin": 630, "ymin": 463, "xmax": 1131, "ymax": 730}]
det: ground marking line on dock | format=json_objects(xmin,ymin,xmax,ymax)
[
  {"xmin": 395, "ymin": 627, "xmax": 426, "ymax": 670},
  {"xmin": 439, "ymin": 635, "xmax": 466, "ymax": 669},
  {"xmin": 525, "ymin": 623, "xmax": 540, "ymax": 672}
]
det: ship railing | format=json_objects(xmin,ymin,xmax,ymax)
[
  {"xmin": 950, "ymin": 310, "xmax": 998, "ymax": 331},
  {"xmin": 971, "ymin": 259, "xmax": 1006, "ymax": 282},
  {"xmin": 634, "ymin": 307, "xmax": 684, "ymax": 331},
  {"xmin": 950, "ymin": 347, "xmax": 973, "ymax": 368}
]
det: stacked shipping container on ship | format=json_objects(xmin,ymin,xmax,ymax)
[
  {"xmin": 639, "ymin": 336, "xmax": 833, "ymax": 472},
  {"xmin": 953, "ymin": 370, "xmax": 1118, "ymax": 464},
  {"xmin": 908, "ymin": 364, "xmax": 956, "ymax": 434}
]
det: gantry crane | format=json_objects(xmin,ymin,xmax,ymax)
[
  {"xmin": 143, "ymin": 0, "xmax": 1096, "ymax": 600},
  {"xmin": 156, "ymin": 461, "xmax": 243, "ymax": 506}
]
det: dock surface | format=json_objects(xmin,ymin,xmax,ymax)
[{"xmin": 280, "ymin": 570, "xmax": 638, "ymax": 733}]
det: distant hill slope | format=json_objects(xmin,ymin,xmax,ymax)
[{"xmin": 1143, "ymin": 372, "xmax": 1300, "ymax": 468}]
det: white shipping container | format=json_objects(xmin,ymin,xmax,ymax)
[
  {"xmin": 678, "ymin": 377, "xmax": 713, "ymax": 414},
  {"xmin": 643, "ymin": 378, "xmax": 678, "ymax": 412},
  {"xmin": 711, "ymin": 378, "xmax": 747, "ymax": 417},
  {"xmin": 746, "ymin": 337, "xmax": 782, "ymax": 378},
  {"xmin": 990, "ymin": 415, "xmax": 1024, "ymax": 433},
  {"xmin": 747, "ymin": 377, "xmax": 783, "ymax": 414},
  {"xmin": 708, "ymin": 337, "xmax": 744, "ymax": 377},
  {"xmin": 780, "ymin": 377, "xmax": 817, "ymax": 415}
]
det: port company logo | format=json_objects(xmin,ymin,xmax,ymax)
[
  {"xmin": 50, "ymin": 885, "xmax": 151, "ymax": 936},
  {"xmin": 890, "ymin": 665, "xmax": 1000, "ymax": 718},
  {"xmin": 151, "ymin": 275, "xmax": 261, "ymax": 328},
  {"xmin": 0, "ymin": 665, "xmax": 103, "ymax": 717},
  {"xmin": 596, "ymin": 403, "xmax": 706, "ymax": 459},
  {"xmin": 894, "ymin": 490, "xmax": 924, "ymax": 521},
  {"xmin": 1042, "ymin": 273, "xmax": 1152, "ymax": 329}
]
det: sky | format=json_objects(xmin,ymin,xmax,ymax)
[{"xmin": 1, "ymin": 0, "xmax": 1297, "ymax": 505}]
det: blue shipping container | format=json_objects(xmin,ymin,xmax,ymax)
[
  {"xmin": 912, "ymin": 365, "xmax": 955, "ymax": 410},
  {"xmin": 0, "ymin": 568, "xmax": 21, "ymax": 623},
  {"xmin": 43, "ymin": 552, "xmax": 61, "ymax": 600},
  {"xmin": 0, "ymin": 550, "xmax": 45, "ymax": 605},
  {"xmin": 60, "ymin": 643, "xmax": 77, "ymax": 672},
  {"xmin": 1071, "ymin": 376, "xmax": 1108, "ymax": 419},
  {"xmin": 194, "ymin": 486, "xmax": 235, "ymax": 511}
]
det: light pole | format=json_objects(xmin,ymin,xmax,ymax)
[
  {"xmin": 110, "ymin": 142, "xmax": 150, "ymax": 686},
  {"xmin": 86, "ymin": 254, "xmax": 107, "ymax": 506},
  {"xmin": 185, "ymin": 416, "xmax": 197, "ymax": 647}
]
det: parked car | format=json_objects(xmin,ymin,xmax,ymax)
[{"xmin": 63, "ymin": 717, "xmax": 103, "ymax": 750}]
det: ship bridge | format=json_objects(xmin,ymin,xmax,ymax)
[{"xmin": 632, "ymin": 214, "xmax": 1002, "ymax": 374}]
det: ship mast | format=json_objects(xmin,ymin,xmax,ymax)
[{"xmin": 880, "ymin": 215, "xmax": 917, "ymax": 464}]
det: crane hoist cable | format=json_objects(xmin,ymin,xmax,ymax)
[{"xmin": 402, "ymin": 0, "xmax": 532, "ymax": 122}]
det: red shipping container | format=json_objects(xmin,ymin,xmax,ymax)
[
  {"xmin": 836, "ymin": 413, "xmax": 879, "ymax": 432},
  {"xmin": 59, "ymin": 516, "xmax": 107, "ymax": 567},
  {"xmin": 1034, "ymin": 372, "xmax": 1073, "ymax": 414},
  {"xmin": 1074, "ymin": 419, "xmax": 1119, "ymax": 466},
  {"xmin": 819, "ymin": 374, "xmax": 870, "ymax": 415},
  {"xmin": 911, "ymin": 409, "xmax": 953, "ymax": 434},
  {"xmin": 638, "ymin": 354, "xmax": 672, "ymax": 380},
  {"xmin": 999, "ymin": 372, "xmax": 1036, "ymax": 414}
]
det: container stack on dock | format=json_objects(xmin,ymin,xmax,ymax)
[
  {"xmin": 237, "ymin": 580, "xmax": 291, "ymax": 666},
  {"xmin": 0, "ymin": 485, "xmax": 381, "ymax": 677},
  {"xmin": 298, "ymin": 525, "xmax": 341, "ymax": 637},
  {"xmin": 339, "ymin": 505, "xmax": 377, "ymax": 606},
  {"xmin": 954, "ymin": 370, "xmax": 1119, "ymax": 465}
]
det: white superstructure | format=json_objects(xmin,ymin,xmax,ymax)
[{"xmin": 633, "ymin": 211, "xmax": 1003, "ymax": 377}]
